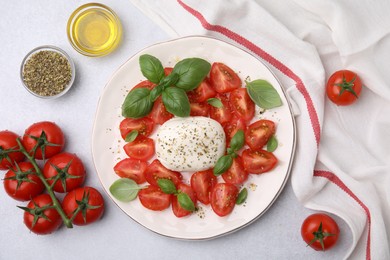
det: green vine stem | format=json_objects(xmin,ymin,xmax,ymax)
[{"xmin": 15, "ymin": 138, "xmax": 73, "ymax": 228}]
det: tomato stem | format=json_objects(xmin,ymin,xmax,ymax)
[{"xmin": 16, "ymin": 138, "xmax": 73, "ymax": 229}]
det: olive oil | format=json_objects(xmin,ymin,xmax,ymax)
[{"xmin": 67, "ymin": 3, "xmax": 122, "ymax": 56}]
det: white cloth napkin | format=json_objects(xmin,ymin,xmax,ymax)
[{"xmin": 129, "ymin": 0, "xmax": 390, "ymax": 259}]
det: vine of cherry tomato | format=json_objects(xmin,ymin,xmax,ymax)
[{"xmin": 0, "ymin": 121, "xmax": 105, "ymax": 235}]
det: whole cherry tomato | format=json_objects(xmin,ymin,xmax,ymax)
[
  {"xmin": 326, "ymin": 70, "xmax": 362, "ymax": 106},
  {"xmin": 0, "ymin": 130, "xmax": 25, "ymax": 170}
]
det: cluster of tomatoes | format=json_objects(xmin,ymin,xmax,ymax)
[
  {"xmin": 114, "ymin": 62, "xmax": 278, "ymax": 217},
  {"xmin": 0, "ymin": 121, "xmax": 104, "ymax": 234}
]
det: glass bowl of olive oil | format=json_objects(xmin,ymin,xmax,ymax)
[{"xmin": 67, "ymin": 3, "xmax": 122, "ymax": 57}]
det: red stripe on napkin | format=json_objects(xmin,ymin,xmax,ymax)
[
  {"xmin": 314, "ymin": 170, "xmax": 371, "ymax": 260},
  {"xmin": 177, "ymin": 0, "xmax": 321, "ymax": 146}
]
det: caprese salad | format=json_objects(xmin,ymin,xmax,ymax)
[{"xmin": 110, "ymin": 54, "xmax": 282, "ymax": 218}]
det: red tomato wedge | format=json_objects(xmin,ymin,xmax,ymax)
[
  {"xmin": 119, "ymin": 117, "xmax": 154, "ymax": 140},
  {"xmin": 139, "ymin": 185, "xmax": 171, "ymax": 211},
  {"xmin": 164, "ymin": 67, "xmax": 173, "ymax": 76},
  {"xmin": 242, "ymin": 149, "xmax": 278, "ymax": 174},
  {"xmin": 210, "ymin": 183, "xmax": 239, "ymax": 217},
  {"xmin": 209, "ymin": 94, "xmax": 233, "ymax": 125},
  {"xmin": 229, "ymin": 88, "xmax": 255, "ymax": 122},
  {"xmin": 190, "ymin": 102, "xmax": 210, "ymax": 117},
  {"xmin": 113, "ymin": 158, "xmax": 147, "ymax": 184},
  {"xmin": 222, "ymin": 155, "xmax": 248, "ymax": 185},
  {"xmin": 147, "ymin": 96, "xmax": 174, "ymax": 125},
  {"xmin": 144, "ymin": 159, "xmax": 183, "ymax": 187},
  {"xmin": 172, "ymin": 183, "xmax": 197, "ymax": 218},
  {"xmin": 123, "ymin": 136, "xmax": 155, "ymax": 161},
  {"xmin": 245, "ymin": 120, "xmax": 276, "ymax": 150},
  {"xmin": 133, "ymin": 80, "xmax": 156, "ymax": 90},
  {"xmin": 190, "ymin": 169, "xmax": 217, "ymax": 205},
  {"xmin": 223, "ymin": 115, "xmax": 246, "ymax": 147},
  {"xmin": 210, "ymin": 62, "xmax": 241, "ymax": 93},
  {"xmin": 187, "ymin": 78, "xmax": 216, "ymax": 103}
]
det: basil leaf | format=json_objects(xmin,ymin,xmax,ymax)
[
  {"xmin": 160, "ymin": 72, "xmax": 180, "ymax": 89},
  {"xmin": 157, "ymin": 179, "xmax": 177, "ymax": 194},
  {"xmin": 229, "ymin": 130, "xmax": 245, "ymax": 152},
  {"xmin": 177, "ymin": 192, "xmax": 195, "ymax": 212},
  {"xmin": 162, "ymin": 87, "xmax": 190, "ymax": 117},
  {"xmin": 213, "ymin": 154, "xmax": 233, "ymax": 176},
  {"xmin": 109, "ymin": 178, "xmax": 141, "ymax": 202},
  {"xmin": 172, "ymin": 58, "xmax": 211, "ymax": 91},
  {"xmin": 139, "ymin": 54, "xmax": 165, "ymax": 84},
  {"xmin": 150, "ymin": 84, "xmax": 163, "ymax": 102},
  {"xmin": 236, "ymin": 188, "xmax": 248, "ymax": 205},
  {"xmin": 267, "ymin": 135, "xmax": 278, "ymax": 152},
  {"xmin": 246, "ymin": 80, "xmax": 283, "ymax": 109},
  {"xmin": 122, "ymin": 88, "xmax": 153, "ymax": 118},
  {"xmin": 125, "ymin": 130, "xmax": 138, "ymax": 143},
  {"xmin": 207, "ymin": 98, "xmax": 223, "ymax": 108}
]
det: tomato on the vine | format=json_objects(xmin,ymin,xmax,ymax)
[
  {"xmin": 43, "ymin": 152, "xmax": 86, "ymax": 193},
  {"xmin": 0, "ymin": 130, "xmax": 25, "ymax": 170},
  {"xmin": 4, "ymin": 162, "xmax": 45, "ymax": 201},
  {"xmin": 22, "ymin": 194, "xmax": 62, "ymax": 235},
  {"xmin": 62, "ymin": 186, "xmax": 105, "ymax": 226},
  {"xmin": 301, "ymin": 213, "xmax": 340, "ymax": 251},
  {"xmin": 210, "ymin": 62, "xmax": 241, "ymax": 93},
  {"xmin": 326, "ymin": 70, "xmax": 362, "ymax": 106},
  {"xmin": 22, "ymin": 121, "xmax": 65, "ymax": 160}
]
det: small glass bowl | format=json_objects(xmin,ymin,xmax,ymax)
[
  {"xmin": 67, "ymin": 3, "xmax": 122, "ymax": 57},
  {"xmin": 20, "ymin": 45, "xmax": 76, "ymax": 99}
]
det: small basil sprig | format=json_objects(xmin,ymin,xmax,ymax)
[
  {"xmin": 125, "ymin": 130, "xmax": 138, "ymax": 143},
  {"xmin": 267, "ymin": 135, "xmax": 278, "ymax": 152},
  {"xmin": 207, "ymin": 97, "xmax": 223, "ymax": 108},
  {"xmin": 109, "ymin": 178, "xmax": 143, "ymax": 202},
  {"xmin": 157, "ymin": 179, "xmax": 195, "ymax": 212},
  {"xmin": 236, "ymin": 188, "xmax": 248, "ymax": 205},
  {"xmin": 213, "ymin": 130, "xmax": 245, "ymax": 176},
  {"xmin": 122, "ymin": 54, "xmax": 211, "ymax": 118},
  {"xmin": 246, "ymin": 79, "xmax": 282, "ymax": 109}
]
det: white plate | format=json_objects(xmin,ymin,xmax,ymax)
[{"xmin": 92, "ymin": 36, "xmax": 296, "ymax": 240}]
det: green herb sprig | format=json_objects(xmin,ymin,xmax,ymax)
[
  {"xmin": 157, "ymin": 179, "xmax": 195, "ymax": 212},
  {"xmin": 122, "ymin": 54, "xmax": 211, "ymax": 118}
]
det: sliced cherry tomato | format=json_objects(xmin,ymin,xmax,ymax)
[
  {"xmin": 132, "ymin": 80, "xmax": 156, "ymax": 90},
  {"xmin": 229, "ymin": 88, "xmax": 255, "ymax": 122},
  {"xmin": 190, "ymin": 102, "xmax": 210, "ymax": 117},
  {"xmin": 113, "ymin": 158, "xmax": 147, "ymax": 184},
  {"xmin": 43, "ymin": 152, "xmax": 86, "ymax": 193},
  {"xmin": 326, "ymin": 70, "xmax": 362, "ymax": 106},
  {"xmin": 187, "ymin": 78, "xmax": 216, "ymax": 103},
  {"xmin": 22, "ymin": 121, "xmax": 65, "ymax": 160},
  {"xmin": 3, "ymin": 162, "xmax": 45, "ymax": 201},
  {"xmin": 144, "ymin": 159, "xmax": 183, "ymax": 187},
  {"xmin": 123, "ymin": 135, "xmax": 155, "ymax": 161},
  {"xmin": 242, "ymin": 149, "xmax": 278, "ymax": 174},
  {"xmin": 222, "ymin": 156, "xmax": 248, "ymax": 185},
  {"xmin": 245, "ymin": 120, "xmax": 276, "ymax": 150},
  {"xmin": 172, "ymin": 183, "xmax": 197, "ymax": 218},
  {"xmin": 164, "ymin": 67, "xmax": 173, "ymax": 76},
  {"xmin": 209, "ymin": 94, "xmax": 233, "ymax": 125},
  {"xmin": 119, "ymin": 117, "xmax": 154, "ymax": 140},
  {"xmin": 62, "ymin": 186, "xmax": 105, "ymax": 226},
  {"xmin": 301, "ymin": 213, "xmax": 340, "ymax": 251},
  {"xmin": 147, "ymin": 96, "xmax": 174, "ymax": 125},
  {"xmin": 23, "ymin": 194, "xmax": 62, "ymax": 235},
  {"xmin": 0, "ymin": 130, "xmax": 25, "ymax": 170},
  {"xmin": 223, "ymin": 115, "xmax": 246, "ymax": 147},
  {"xmin": 190, "ymin": 169, "xmax": 217, "ymax": 205},
  {"xmin": 138, "ymin": 185, "xmax": 171, "ymax": 211},
  {"xmin": 210, "ymin": 183, "xmax": 239, "ymax": 217},
  {"xmin": 210, "ymin": 62, "xmax": 241, "ymax": 93}
]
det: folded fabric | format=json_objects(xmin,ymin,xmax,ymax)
[{"xmin": 129, "ymin": 0, "xmax": 390, "ymax": 259}]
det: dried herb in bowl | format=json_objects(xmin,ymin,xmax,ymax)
[{"xmin": 21, "ymin": 46, "xmax": 75, "ymax": 98}]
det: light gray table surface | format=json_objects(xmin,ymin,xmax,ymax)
[{"xmin": 0, "ymin": 1, "xmax": 351, "ymax": 259}]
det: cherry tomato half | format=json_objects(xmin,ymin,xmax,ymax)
[
  {"xmin": 210, "ymin": 62, "xmax": 241, "ymax": 93},
  {"xmin": 209, "ymin": 94, "xmax": 233, "ymax": 125},
  {"xmin": 147, "ymin": 96, "xmax": 174, "ymax": 125},
  {"xmin": 301, "ymin": 213, "xmax": 340, "ymax": 251},
  {"xmin": 4, "ymin": 162, "xmax": 45, "ymax": 201},
  {"xmin": 22, "ymin": 121, "xmax": 65, "ymax": 160},
  {"xmin": 172, "ymin": 183, "xmax": 197, "ymax": 218},
  {"xmin": 23, "ymin": 194, "xmax": 62, "ymax": 235},
  {"xmin": 113, "ymin": 158, "xmax": 147, "ymax": 184},
  {"xmin": 144, "ymin": 159, "xmax": 183, "ymax": 187},
  {"xmin": 210, "ymin": 183, "xmax": 239, "ymax": 217},
  {"xmin": 229, "ymin": 88, "xmax": 255, "ymax": 122},
  {"xmin": 326, "ymin": 70, "xmax": 362, "ymax": 106},
  {"xmin": 245, "ymin": 120, "xmax": 276, "ymax": 150},
  {"xmin": 222, "ymin": 156, "xmax": 248, "ymax": 185},
  {"xmin": 0, "ymin": 130, "xmax": 25, "ymax": 170},
  {"xmin": 242, "ymin": 149, "xmax": 278, "ymax": 174},
  {"xmin": 62, "ymin": 186, "xmax": 105, "ymax": 226},
  {"xmin": 138, "ymin": 185, "xmax": 171, "ymax": 211},
  {"xmin": 187, "ymin": 78, "xmax": 216, "ymax": 103},
  {"xmin": 119, "ymin": 117, "xmax": 154, "ymax": 140},
  {"xmin": 123, "ymin": 135, "xmax": 155, "ymax": 161},
  {"xmin": 190, "ymin": 169, "xmax": 217, "ymax": 205}
]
